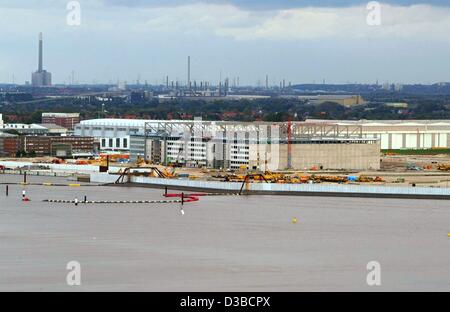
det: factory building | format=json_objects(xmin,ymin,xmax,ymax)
[
  {"xmin": 75, "ymin": 119, "xmax": 381, "ymax": 170},
  {"xmin": 75, "ymin": 119, "xmax": 143, "ymax": 153},
  {"xmin": 298, "ymin": 95, "xmax": 366, "ymax": 107},
  {"xmin": 0, "ymin": 123, "xmax": 49, "ymax": 135},
  {"xmin": 306, "ymin": 120, "xmax": 450, "ymax": 150},
  {"xmin": 21, "ymin": 136, "xmax": 95, "ymax": 157},
  {"xmin": 0, "ymin": 123, "xmax": 68, "ymax": 136},
  {"xmin": 18, "ymin": 136, "xmax": 95, "ymax": 157},
  {"xmin": 0, "ymin": 135, "xmax": 95, "ymax": 157},
  {"xmin": 0, "ymin": 133, "xmax": 20, "ymax": 157},
  {"xmin": 42, "ymin": 113, "xmax": 80, "ymax": 130},
  {"xmin": 143, "ymin": 122, "xmax": 379, "ymax": 171}
]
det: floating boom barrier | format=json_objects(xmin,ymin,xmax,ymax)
[
  {"xmin": 43, "ymin": 199, "xmax": 183, "ymax": 204},
  {"xmin": 42, "ymin": 192, "xmax": 242, "ymax": 205},
  {"xmin": 0, "ymin": 182, "xmax": 106, "ymax": 187}
]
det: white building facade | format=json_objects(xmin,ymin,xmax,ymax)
[{"xmin": 306, "ymin": 120, "xmax": 450, "ymax": 150}]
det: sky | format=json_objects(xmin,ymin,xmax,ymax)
[{"xmin": 0, "ymin": 0, "xmax": 450, "ymax": 85}]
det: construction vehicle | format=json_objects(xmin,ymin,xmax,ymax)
[
  {"xmin": 357, "ymin": 176, "xmax": 372, "ymax": 183},
  {"xmin": 262, "ymin": 171, "xmax": 284, "ymax": 182},
  {"xmin": 223, "ymin": 171, "xmax": 386, "ymax": 185},
  {"xmin": 311, "ymin": 175, "xmax": 348, "ymax": 183},
  {"xmin": 115, "ymin": 166, "xmax": 173, "ymax": 184},
  {"xmin": 163, "ymin": 167, "xmax": 176, "ymax": 178},
  {"xmin": 51, "ymin": 158, "xmax": 65, "ymax": 164},
  {"xmin": 100, "ymin": 153, "xmax": 130, "ymax": 162},
  {"xmin": 239, "ymin": 165, "xmax": 248, "ymax": 171},
  {"xmin": 437, "ymin": 164, "xmax": 450, "ymax": 171},
  {"xmin": 87, "ymin": 159, "xmax": 102, "ymax": 165},
  {"xmin": 289, "ymin": 176, "xmax": 302, "ymax": 184},
  {"xmin": 224, "ymin": 173, "xmax": 247, "ymax": 182},
  {"xmin": 288, "ymin": 173, "xmax": 311, "ymax": 184},
  {"xmin": 238, "ymin": 173, "xmax": 270, "ymax": 194},
  {"xmin": 165, "ymin": 153, "xmax": 181, "ymax": 177},
  {"xmin": 136, "ymin": 155, "xmax": 146, "ymax": 167},
  {"xmin": 168, "ymin": 146, "xmax": 184, "ymax": 168},
  {"xmin": 406, "ymin": 163, "xmax": 423, "ymax": 171},
  {"xmin": 357, "ymin": 176, "xmax": 385, "ymax": 183}
]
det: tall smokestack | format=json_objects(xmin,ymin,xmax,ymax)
[{"xmin": 38, "ymin": 32, "xmax": 43, "ymax": 72}]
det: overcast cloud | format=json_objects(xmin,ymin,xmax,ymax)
[{"xmin": 0, "ymin": 1, "xmax": 449, "ymax": 85}]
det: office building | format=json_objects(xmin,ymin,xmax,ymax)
[{"xmin": 42, "ymin": 113, "xmax": 80, "ymax": 130}]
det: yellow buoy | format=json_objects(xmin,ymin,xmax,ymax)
[
  {"xmin": 292, "ymin": 218, "xmax": 298, "ymax": 224},
  {"xmin": 448, "ymin": 233, "xmax": 450, "ymax": 237}
]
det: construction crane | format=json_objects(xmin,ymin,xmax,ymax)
[
  {"xmin": 164, "ymin": 146, "xmax": 184, "ymax": 177},
  {"xmin": 287, "ymin": 119, "xmax": 293, "ymax": 169},
  {"xmin": 168, "ymin": 146, "xmax": 183, "ymax": 168},
  {"xmin": 174, "ymin": 146, "xmax": 183, "ymax": 167}
]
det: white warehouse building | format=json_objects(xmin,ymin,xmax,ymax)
[
  {"xmin": 306, "ymin": 119, "xmax": 450, "ymax": 150},
  {"xmin": 74, "ymin": 119, "xmax": 148, "ymax": 152}
]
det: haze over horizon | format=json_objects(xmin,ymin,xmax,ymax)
[{"xmin": 0, "ymin": 0, "xmax": 449, "ymax": 86}]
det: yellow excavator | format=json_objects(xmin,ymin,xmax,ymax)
[
  {"xmin": 136, "ymin": 156, "xmax": 146, "ymax": 167},
  {"xmin": 437, "ymin": 164, "xmax": 450, "ymax": 171}
]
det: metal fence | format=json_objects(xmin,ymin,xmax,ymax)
[
  {"xmin": 125, "ymin": 176, "xmax": 450, "ymax": 197},
  {"xmin": 0, "ymin": 170, "xmax": 74, "ymax": 178}
]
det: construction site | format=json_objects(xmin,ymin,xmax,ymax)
[
  {"xmin": 1, "ymin": 120, "xmax": 450, "ymax": 292},
  {"xmin": 54, "ymin": 118, "xmax": 450, "ymax": 190},
  {"xmin": 2, "ymin": 0, "xmax": 450, "ymax": 294},
  {"xmin": 75, "ymin": 120, "xmax": 381, "ymax": 171},
  {"xmin": 2, "ymin": 145, "xmax": 450, "ymax": 188},
  {"xmin": 1, "ymin": 134, "xmax": 450, "ymax": 291}
]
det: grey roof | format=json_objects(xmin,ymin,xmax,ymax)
[
  {"xmin": 0, "ymin": 131, "xmax": 18, "ymax": 137},
  {"xmin": 36, "ymin": 123, "xmax": 68, "ymax": 130}
]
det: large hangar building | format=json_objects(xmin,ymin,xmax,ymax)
[
  {"xmin": 75, "ymin": 119, "xmax": 380, "ymax": 171},
  {"xmin": 306, "ymin": 119, "xmax": 450, "ymax": 150}
]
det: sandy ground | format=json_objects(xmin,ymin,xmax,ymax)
[{"xmin": 0, "ymin": 174, "xmax": 449, "ymax": 292}]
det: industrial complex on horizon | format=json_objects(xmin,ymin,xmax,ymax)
[{"xmin": 0, "ymin": 32, "xmax": 450, "ymax": 174}]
